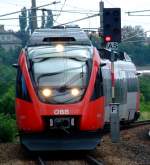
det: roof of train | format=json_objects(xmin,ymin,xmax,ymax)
[{"xmin": 28, "ymin": 28, "xmax": 92, "ymax": 47}]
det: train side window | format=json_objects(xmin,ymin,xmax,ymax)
[
  {"xmin": 127, "ymin": 72, "xmax": 138, "ymax": 92},
  {"xmin": 16, "ymin": 68, "xmax": 32, "ymax": 102},
  {"xmin": 91, "ymin": 68, "xmax": 104, "ymax": 100},
  {"xmin": 101, "ymin": 68, "xmax": 111, "ymax": 105}
]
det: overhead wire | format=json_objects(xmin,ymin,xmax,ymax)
[
  {"xmin": 54, "ymin": 13, "xmax": 99, "ymax": 27},
  {"xmin": 54, "ymin": 0, "xmax": 67, "ymax": 23},
  {"xmin": 127, "ymin": 14, "xmax": 150, "ymax": 16},
  {"xmin": 126, "ymin": 9, "xmax": 150, "ymax": 14},
  {"xmin": 37, "ymin": 9, "xmax": 97, "ymax": 14},
  {"xmin": 0, "ymin": 8, "xmax": 98, "ymax": 21},
  {"xmin": 0, "ymin": 1, "xmax": 60, "ymax": 18}
]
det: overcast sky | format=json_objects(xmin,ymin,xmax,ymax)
[{"xmin": 0, "ymin": 0, "xmax": 150, "ymax": 35}]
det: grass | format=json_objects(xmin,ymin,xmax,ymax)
[
  {"xmin": 139, "ymin": 111, "xmax": 150, "ymax": 120},
  {"xmin": 139, "ymin": 101, "xmax": 150, "ymax": 120}
]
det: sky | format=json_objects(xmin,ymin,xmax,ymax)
[{"xmin": 0, "ymin": 0, "xmax": 150, "ymax": 35}]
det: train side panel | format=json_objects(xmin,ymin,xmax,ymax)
[{"xmin": 101, "ymin": 59, "xmax": 140, "ymax": 123}]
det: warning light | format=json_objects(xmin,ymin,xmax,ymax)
[{"xmin": 104, "ymin": 36, "xmax": 112, "ymax": 42}]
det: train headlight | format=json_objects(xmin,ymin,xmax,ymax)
[
  {"xmin": 42, "ymin": 88, "xmax": 52, "ymax": 97},
  {"xmin": 56, "ymin": 44, "xmax": 64, "ymax": 52},
  {"xmin": 70, "ymin": 88, "xmax": 80, "ymax": 97}
]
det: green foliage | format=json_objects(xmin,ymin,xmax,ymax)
[
  {"xmin": 119, "ymin": 25, "xmax": 150, "ymax": 66},
  {"xmin": 19, "ymin": 7, "xmax": 29, "ymax": 46},
  {"xmin": 139, "ymin": 101, "xmax": 150, "ymax": 120},
  {"xmin": 89, "ymin": 32, "xmax": 103, "ymax": 50},
  {"xmin": 121, "ymin": 25, "xmax": 145, "ymax": 46},
  {"xmin": 0, "ymin": 113, "xmax": 17, "ymax": 142},
  {"xmin": 139, "ymin": 76, "xmax": 150, "ymax": 102},
  {"xmin": 41, "ymin": 10, "xmax": 46, "ymax": 28},
  {"xmin": 0, "ymin": 86, "xmax": 15, "ymax": 115},
  {"xmin": 19, "ymin": 7, "xmax": 27, "ymax": 33},
  {"xmin": 0, "ymin": 47, "xmax": 20, "ymax": 65},
  {"xmin": 139, "ymin": 75, "xmax": 150, "ymax": 120},
  {"xmin": 0, "ymin": 48, "xmax": 17, "ymax": 114},
  {"xmin": 45, "ymin": 10, "xmax": 54, "ymax": 28},
  {"xmin": 28, "ymin": 10, "xmax": 33, "ymax": 33},
  {"xmin": 0, "ymin": 64, "xmax": 16, "ymax": 97}
]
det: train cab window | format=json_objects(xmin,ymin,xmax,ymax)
[
  {"xmin": 16, "ymin": 68, "xmax": 31, "ymax": 102},
  {"xmin": 29, "ymin": 46, "xmax": 92, "ymax": 104}
]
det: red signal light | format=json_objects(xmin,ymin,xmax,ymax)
[{"xmin": 104, "ymin": 36, "xmax": 112, "ymax": 42}]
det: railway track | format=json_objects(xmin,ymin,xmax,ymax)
[
  {"xmin": 122, "ymin": 120, "xmax": 150, "ymax": 130},
  {"xmin": 35, "ymin": 120, "xmax": 150, "ymax": 165},
  {"xmin": 102, "ymin": 120, "xmax": 150, "ymax": 135},
  {"xmin": 37, "ymin": 154, "xmax": 104, "ymax": 165},
  {"xmin": 86, "ymin": 155, "xmax": 104, "ymax": 165},
  {"xmin": 37, "ymin": 156, "xmax": 46, "ymax": 165},
  {"xmin": 130, "ymin": 120, "xmax": 150, "ymax": 127}
]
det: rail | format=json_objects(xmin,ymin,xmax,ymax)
[
  {"xmin": 37, "ymin": 156, "xmax": 46, "ymax": 165},
  {"xmin": 86, "ymin": 155, "xmax": 104, "ymax": 165}
]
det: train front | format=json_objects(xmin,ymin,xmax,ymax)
[{"xmin": 15, "ymin": 30, "xmax": 105, "ymax": 151}]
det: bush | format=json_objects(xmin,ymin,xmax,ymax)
[
  {"xmin": 0, "ymin": 86, "xmax": 15, "ymax": 115},
  {"xmin": 0, "ymin": 113, "xmax": 17, "ymax": 142},
  {"xmin": 140, "ymin": 76, "xmax": 150, "ymax": 102}
]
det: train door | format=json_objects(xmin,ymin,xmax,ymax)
[
  {"xmin": 126, "ymin": 71, "xmax": 139, "ymax": 120},
  {"xmin": 115, "ymin": 67, "xmax": 128, "ymax": 121}
]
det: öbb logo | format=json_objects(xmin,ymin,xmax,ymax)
[{"xmin": 54, "ymin": 109, "xmax": 70, "ymax": 115}]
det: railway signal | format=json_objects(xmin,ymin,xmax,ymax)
[
  {"xmin": 103, "ymin": 8, "xmax": 121, "ymax": 43},
  {"xmin": 101, "ymin": 6, "xmax": 121, "ymax": 142}
]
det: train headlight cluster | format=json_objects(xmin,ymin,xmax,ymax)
[
  {"xmin": 42, "ymin": 88, "xmax": 52, "ymax": 97},
  {"xmin": 41, "ymin": 87, "xmax": 80, "ymax": 98}
]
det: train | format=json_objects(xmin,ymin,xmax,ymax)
[
  {"xmin": 14, "ymin": 27, "xmax": 105, "ymax": 151},
  {"xmin": 14, "ymin": 27, "xmax": 140, "ymax": 151},
  {"xmin": 98, "ymin": 49, "xmax": 140, "ymax": 124}
]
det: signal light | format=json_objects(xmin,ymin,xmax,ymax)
[
  {"xmin": 104, "ymin": 36, "xmax": 112, "ymax": 42},
  {"xmin": 103, "ymin": 8, "xmax": 121, "ymax": 42}
]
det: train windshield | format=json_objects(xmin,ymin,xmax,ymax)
[{"xmin": 29, "ymin": 45, "xmax": 92, "ymax": 104}]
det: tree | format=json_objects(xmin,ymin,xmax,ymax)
[
  {"xmin": 121, "ymin": 25, "xmax": 145, "ymax": 46},
  {"xmin": 45, "ymin": 10, "xmax": 53, "ymax": 28},
  {"xmin": 19, "ymin": 7, "xmax": 29, "ymax": 46},
  {"xmin": 88, "ymin": 32, "xmax": 103, "ymax": 50},
  {"xmin": 19, "ymin": 7, "xmax": 27, "ymax": 33},
  {"xmin": 27, "ymin": 10, "xmax": 33, "ymax": 35},
  {"xmin": 119, "ymin": 26, "xmax": 150, "ymax": 66},
  {"xmin": 41, "ymin": 10, "xmax": 46, "ymax": 28}
]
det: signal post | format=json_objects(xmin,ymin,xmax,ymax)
[{"xmin": 101, "ymin": 5, "xmax": 121, "ymax": 143}]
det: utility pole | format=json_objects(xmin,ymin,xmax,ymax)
[
  {"xmin": 31, "ymin": 0, "xmax": 37, "ymax": 32},
  {"xmin": 99, "ymin": 1, "xmax": 104, "ymax": 34}
]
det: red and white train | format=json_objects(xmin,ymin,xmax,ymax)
[{"xmin": 14, "ymin": 27, "xmax": 140, "ymax": 151}]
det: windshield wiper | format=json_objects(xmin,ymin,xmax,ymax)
[
  {"xmin": 32, "ymin": 56, "xmax": 88, "ymax": 63},
  {"xmin": 37, "ymin": 64, "xmax": 86, "ymax": 83}
]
